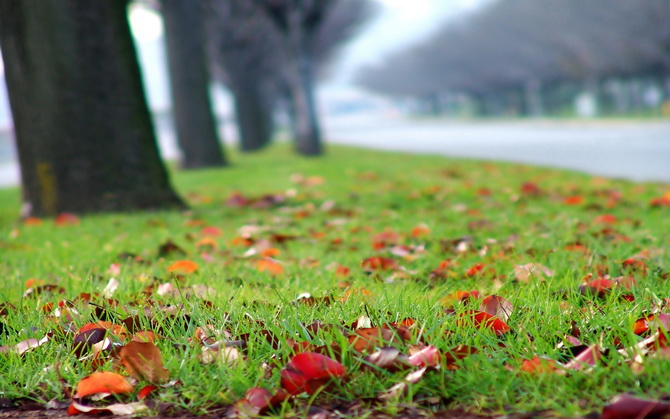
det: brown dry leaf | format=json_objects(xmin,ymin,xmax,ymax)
[
  {"xmin": 119, "ymin": 341, "xmax": 169, "ymax": 383},
  {"xmin": 514, "ymin": 263, "xmax": 553, "ymax": 283}
]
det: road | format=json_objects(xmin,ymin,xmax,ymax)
[
  {"xmin": 324, "ymin": 115, "xmax": 670, "ymax": 183},
  {"xmin": 1, "ymin": 117, "xmax": 669, "ymax": 187}
]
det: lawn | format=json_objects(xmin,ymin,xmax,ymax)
[{"xmin": 0, "ymin": 144, "xmax": 669, "ymax": 417}]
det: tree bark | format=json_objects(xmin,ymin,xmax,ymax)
[
  {"xmin": 161, "ymin": 0, "xmax": 226, "ymax": 168},
  {"xmin": 0, "ymin": 0, "xmax": 184, "ymax": 217},
  {"xmin": 287, "ymin": 7, "xmax": 323, "ymax": 156},
  {"xmin": 232, "ymin": 79, "xmax": 274, "ymax": 152}
]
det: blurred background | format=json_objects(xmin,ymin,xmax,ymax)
[{"xmin": 1, "ymin": 0, "xmax": 669, "ymax": 188}]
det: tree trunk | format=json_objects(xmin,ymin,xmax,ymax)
[
  {"xmin": 523, "ymin": 80, "xmax": 544, "ymax": 117},
  {"xmin": 287, "ymin": 8, "xmax": 323, "ymax": 156},
  {"xmin": 161, "ymin": 0, "xmax": 226, "ymax": 168},
  {"xmin": 0, "ymin": 0, "xmax": 184, "ymax": 217},
  {"xmin": 232, "ymin": 79, "xmax": 274, "ymax": 152}
]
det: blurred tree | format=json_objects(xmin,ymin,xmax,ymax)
[
  {"xmin": 253, "ymin": 0, "xmax": 332, "ymax": 156},
  {"xmin": 0, "ymin": 0, "xmax": 184, "ymax": 217},
  {"xmin": 358, "ymin": 0, "xmax": 670, "ymax": 117},
  {"xmin": 206, "ymin": 0, "xmax": 373, "ymax": 154},
  {"xmin": 205, "ymin": 0, "xmax": 281, "ymax": 152},
  {"xmin": 161, "ymin": 0, "xmax": 227, "ymax": 168}
]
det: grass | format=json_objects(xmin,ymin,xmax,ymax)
[{"xmin": 0, "ymin": 144, "xmax": 669, "ymax": 417}]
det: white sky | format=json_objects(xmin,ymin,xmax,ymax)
[
  {"xmin": 335, "ymin": 0, "xmax": 482, "ymax": 80},
  {"xmin": 0, "ymin": 0, "xmax": 486, "ymax": 119}
]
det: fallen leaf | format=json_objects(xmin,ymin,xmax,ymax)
[
  {"xmin": 280, "ymin": 352, "xmax": 346, "ymax": 395},
  {"xmin": 256, "ymin": 258, "xmax": 284, "ymax": 275},
  {"xmin": 564, "ymin": 344, "xmax": 601, "ymax": 370},
  {"xmin": 514, "ymin": 263, "xmax": 553, "ymax": 283},
  {"xmin": 232, "ymin": 387, "xmax": 290, "ymax": 416},
  {"xmin": 361, "ymin": 256, "xmax": 399, "ymax": 272},
  {"xmin": 68, "ymin": 400, "xmax": 147, "ymax": 416},
  {"xmin": 74, "ymin": 371, "xmax": 133, "ymax": 398},
  {"xmin": 478, "ymin": 295, "xmax": 514, "ymax": 323},
  {"xmin": 601, "ymin": 394, "xmax": 670, "ymax": 419},
  {"xmin": 457, "ymin": 310, "xmax": 510, "ymax": 335},
  {"xmin": 520, "ymin": 356, "xmax": 558, "ymax": 374},
  {"xmin": 119, "ymin": 341, "xmax": 170, "ymax": 383},
  {"xmin": 408, "ymin": 345, "xmax": 440, "ymax": 367},
  {"xmin": 167, "ymin": 260, "xmax": 198, "ymax": 275}
]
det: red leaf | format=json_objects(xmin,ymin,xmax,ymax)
[
  {"xmin": 601, "ymin": 394, "xmax": 670, "ymax": 419},
  {"xmin": 457, "ymin": 310, "xmax": 510, "ymax": 335},
  {"xmin": 594, "ymin": 214, "xmax": 617, "ymax": 224},
  {"xmin": 55, "ymin": 213, "xmax": 80, "ymax": 226},
  {"xmin": 478, "ymin": 295, "xmax": 514, "ymax": 323},
  {"xmin": 564, "ymin": 344, "xmax": 601, "ymax": 370},
  {"xmin": 280, "ymin": 352, "xmax": 346, "ymax": 395},
  {"xmin": 137, "ymin": 385, "xmax": 158, "ymax": 400},
  {"xmin": 444, "ymin": 345, "xmax": 478, "ymax": 370},
  {"xmin": 465, "ymin": 263, "xmax": 485, "ymax": 277}
]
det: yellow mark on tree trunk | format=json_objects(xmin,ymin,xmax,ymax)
[{"xmin": 36, "ymin": 162, "xmax": 57, "ymax": 215}]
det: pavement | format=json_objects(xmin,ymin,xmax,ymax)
[
  {"xmin": 1, "ymin": 116, "xmax": 669, "ymax": 188},
  {"xmin": 324, "ymin": 115, "xmax": 670, "ymax": 183}
]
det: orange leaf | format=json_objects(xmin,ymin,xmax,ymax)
[
  {"xmin": 23, "ymin": 217, "xmax": 43, "ymax": 226},
  {"xmin": 410, "ymin": 224, "xmax": 430, "ymax": 237},
  {"xmin": 520, "ymin": 356, "xmax": 558, "ymax": 374},
  {"xmin": 167, "ymin": 260, "xmax": 198, "ymax": 274},
  {"xmin": 563, "ymin": 195, "xmax": 583, "ymax": 205},
  {"xmin": 261, "ymin": 248, "xmax": 281, "ymax": 258},
  {"xmin": 75, "ymin": 371, "xmax": 133, "ymax": 398},
  {"xmin": 256, "ymin": 258, "xmax": 284, "ymax": 275}
]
